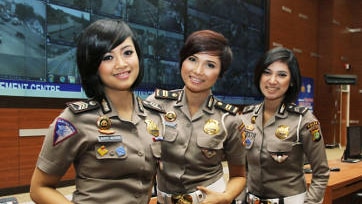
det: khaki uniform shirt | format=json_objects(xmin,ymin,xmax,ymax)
[
  {"xmin": 36, "ymin": 95, "xmax": 163, "ymax": 204},
  {"xmin": 241, "ymin": 102, "xmax": 330, "ymax": 204},
  {"xmin": 147, "ymin": 88, "xmax": 245, "ymax": 194}
]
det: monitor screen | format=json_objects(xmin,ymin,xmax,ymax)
[
  {"xmin": 0, "ymin": 0, "xmax": 268, "ymax": 106},
  {"xmin": 346, "ymin": 126, "xmax": 362, "ymax": 159}
]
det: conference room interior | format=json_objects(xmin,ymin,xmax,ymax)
[{"xmin": 0, "ymin": 0, "xmax": 362, "ymax": 204}]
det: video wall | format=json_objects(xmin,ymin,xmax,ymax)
[{"xmin": 0, "ymin": 0, "xmax": 267, "ymax": 104}]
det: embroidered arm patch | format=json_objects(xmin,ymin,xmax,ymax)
[
  {"xmin": 306, "ymin": 121, "xmax": 321, "ymax": 142},
  {"xmin": 53, "ymin": 118, "xmax": 78, "ymax": 146}
]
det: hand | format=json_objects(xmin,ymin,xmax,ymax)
[{"xmin": 197, "ymin": 186, "xmax": 232, "ymax": 204}]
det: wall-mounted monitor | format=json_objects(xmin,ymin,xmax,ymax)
[{"xmin": 0, "ymin": 0, "xmax": 268, "ymax": 107}]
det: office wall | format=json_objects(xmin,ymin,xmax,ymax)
[
  {"xmin": 1, "ymin": 0, "xmax": 362, "ymax": 191},
  {"xmin": 347, "ymin": 1, "xmax": 362, "ymax": 128},
  {"xmin": 269, "ymin": 0, "xmax": 362, "ymax": 145},
  {"xmin": 0, "ymin": 108, "xmax": 75, "ymax": 191},
  {"xmin": 316, "ymin": 0, "xmax": 362, "ymax": 145}
]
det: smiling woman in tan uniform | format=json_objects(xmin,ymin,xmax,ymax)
[
  {"xmin": 240, "ymin": 47, "xmax": 330, "ymax": 204},
  {"xmin": 29, "ymin": 19, "xmax": 163, "ymax": 204},
  {"xmin": 147, "ymin": 30, "xmax": 246, "ymax": 204}
]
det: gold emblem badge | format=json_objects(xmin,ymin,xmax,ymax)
[
  {"xmin": 145, "ymin": 119, "xmax": 159, "ymax": 137},
  {"xmin": 275, "ymin": 125, "xmax": 289, "ymax": 140},
  {"xmin": 164, "ymin": 111, "xmax": 177, "ymax": 122},
  {"xmin": 171, "ymin": 194, "xmax": 193, "ymax": 204},
  {"xmin": 203, "ymin": 119, "xmax": 220, "ymax": 135},
  {"xmin": 97, "ymin": 116, "xmax": 115, "ymax": 134}
]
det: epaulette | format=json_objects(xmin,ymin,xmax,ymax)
[
  {"xmin": 286, "ymin": 103, "xmax": 308, "ymax": 115},
  {"xmin": 140, "ymin": 98, "xmax": 166, "ymax": 114},
  {"xmin": 214, "ymin": 100, "xmax": 239, "ymax": 115},
  {"xmin": 66, "ymin": 99, "xmax": 99, "ymax": 114},
  {"xmin": 242, "ymin": 105, "xmax": 256, "ymax": 114},
  {"xmin": 155, "ymin": 89, "xmax": 182, "ymax": 101}
]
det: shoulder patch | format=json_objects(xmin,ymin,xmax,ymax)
[
  {"xmin": 306, "ymin": 121, "xmax": 321, "ymax": 142},
  {"xmin": 286, "ymin": 104, "xmax": 308, "ymax": 115},
  {"xmin": 142, "ymin": 100, "xmax": 166, "ymax": 113},
  {"xmin": 155, "ymin": 89, "xmax": 182, "ymax": 100},
  {"xmin": 214, "ymin": 100, "xmax": 239, "ymax": 115},
  {"xmin": 53, "ymin": 118, "xmax": 77, "ymax": 145},
  {"xmin": 66, "ymin": 100, "xmax": 99, "ymax": 114},
  {"xmin": 242, "ymin": 105, "xmax": 256, "ymax": 114}
]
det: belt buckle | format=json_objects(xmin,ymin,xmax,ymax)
[
  {"xmin": 252, "ymin": 197, "xmax": 273, "ymax": 204},
  {"xmin": 171, "ymin": 194, "xmax": 193, "ymax": 204},
  {"xmin": 252, "ymin": 197, "xmax": 260, "ymax": 204}
]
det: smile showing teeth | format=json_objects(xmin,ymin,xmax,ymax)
[
  {"xmin": 190, "ymin": 76, "xmax": 203, "ymax": 83},
  {"xmin": 114, "ymin": 71, "xmax": 130, "ymax": 79},
  {"xmin": 266, "ymin": 86, "xmax": 278, "ymax": 90}
]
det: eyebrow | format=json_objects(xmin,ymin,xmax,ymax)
[{"xmin": 109, "ymin": 44, "xmax": 133, "ymax": 53}]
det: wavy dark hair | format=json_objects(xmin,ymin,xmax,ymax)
[
  {"xmin": 179, "ymin": 30, "xmax": 232, "ymax": 78},
  {"xmin": 76, "ymin": 19, "xmax": 143, "ymax": 102},
  {"xmin": 254, "ymin": 47, "xmax": 301, "ymax": 104}
]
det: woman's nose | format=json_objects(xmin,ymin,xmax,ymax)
[
  {"xmin": 115, "ymin": 56, "xmax": 127, "ymax": 68},
  {"xmin": 193, "ymin": 63, "xmax": 203, "ymax": 74},
  {"xmin": 269, "ymin": 74, "xmax": 277, "ymax": 83}
]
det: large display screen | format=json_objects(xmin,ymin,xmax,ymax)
[{"xmin": 0, "ymin": 0, "xmax": 267, "ymax": 105}]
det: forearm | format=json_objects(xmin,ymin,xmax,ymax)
[
  {"xmin": 197, "ymin": 176, "xmax": 246, "ymax": 204},
  {"xmin": 223, "ymin": 176, "xmax": 246, "ymax": 202},
  {"xmin": 30, "ymin": 186, "xmax": 73, "ymax": 204},
  {"xmin": 305, "ymin": 175, "xmax": 329, "ymax": 204},
  {"xmin": 30, "ymin": 167, "xmax": 73, "ymax": 204}
]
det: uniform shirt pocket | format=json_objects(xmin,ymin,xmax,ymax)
[
  {"xmin": 196, "ymin": 129, "xmax": 225, "ymax": 149},
  {"xmin": 196, "ymin": 131, "xmax": 225, "ymax": 159},
  {"xmin": 150, "ymin": 141, "xmax": 161, "ymax": 159},
  {"xmin": 267, "ymin": 141, "xmax": 293, "ymax": 163},
  {"xmin": 163, "ymin": 126, "xmax": 178, "ymax": 142}
]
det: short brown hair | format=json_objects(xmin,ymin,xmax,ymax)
[{"xmin": 179, "ymin": 30, "xmax": 232, "ymax": 78}]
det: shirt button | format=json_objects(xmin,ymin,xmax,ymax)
[{"xmin": 138, "ymin": 151, "xmax": 144, "ymax": 157}]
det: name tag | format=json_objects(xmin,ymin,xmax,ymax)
[{"xmin": 98, "ymin": 135, "xmax": 122, "ymax": 142}]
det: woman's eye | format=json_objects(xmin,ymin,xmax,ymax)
[
  {"xmin": 102, "ymin": 55, "xmax": 113, "ymax": 61},
  {"xmin": 262, "ymin": 70, "xmax": 271, "ymax": 75},
  {"xmin": 207, "ymin": 63, "xmax": 215, "ymax": 69},
  {"xmin": 278, "ymin": 72, "xmax": 288, "ymax": 77},
  {"xmin": 188, "ymin": 56, "xmax": 196, "ymax": 62},
  {"xmin": 124, "ymin": 50, "xmax": 134, "ymax": 56}
]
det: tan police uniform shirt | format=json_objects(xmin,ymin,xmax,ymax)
[
  {"xmin": 36, "ymin": 95, "xmax": 163, "ymax": 204},
  {"xmin": 241, "ymin": 102, "xmax": 330, "ymax": 204},
  {"xmin": 147, "ymin": 88, "xmax": 245, "ymax": 194}
]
